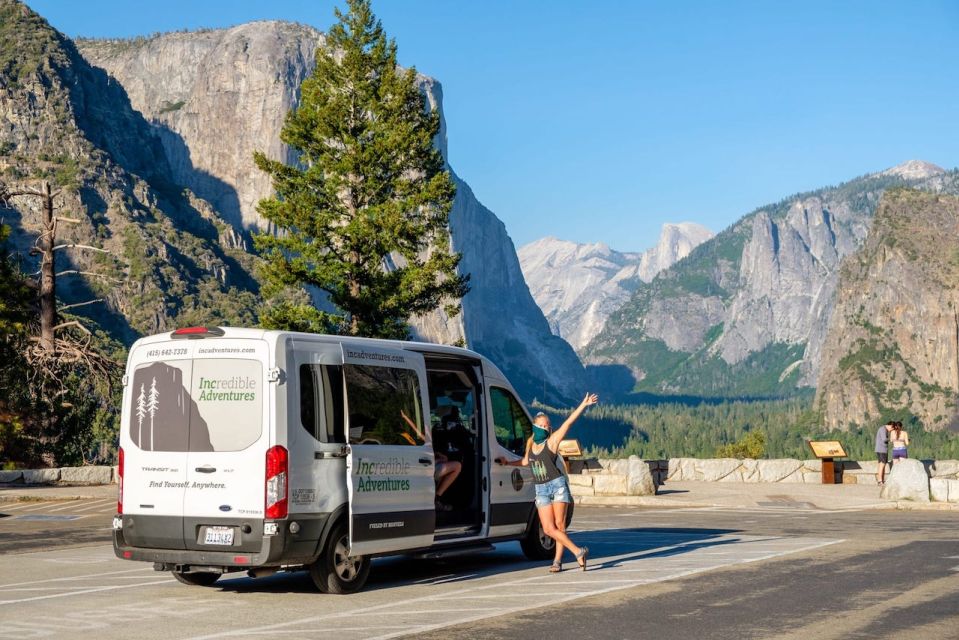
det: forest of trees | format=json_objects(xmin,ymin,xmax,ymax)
[{"xmin": 534, "ymin": 396, "xmax": 959, "ymax": 461}]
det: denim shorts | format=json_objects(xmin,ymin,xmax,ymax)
[{"xmin": 534, "ymin": 476, "xmax": 572, "ymax": 508}]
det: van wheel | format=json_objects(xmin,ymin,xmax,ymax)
[
  {"xmin": 310, "ymin": 521, "xmax": 370, "ymax": 594},
  {"xmin": 520, "ymin": 501, "xmax": 575, "ymax": 560},
  {"xmin": 171, "ymin": 570, "xmax": 220, "ymax": 587},
  {"xmin": 520, "ymin": 515, "xmax": 555, "ymax": 560}
]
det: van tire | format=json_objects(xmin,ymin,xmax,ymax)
[
  {"xmin": 520, "ymin": 500, "xmax": 575, "ymax": 560},
  {"xmin": 171, "ymin": 570, "xmax": 221, "ymax": 587},
  {"xmin": 309, "ymin": 521, "xmax": 370, "ymax": 594}
]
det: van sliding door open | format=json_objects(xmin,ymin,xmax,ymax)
[{"xmin": 342, "ymin": 345, "xmax": 435, "ymax": 556}]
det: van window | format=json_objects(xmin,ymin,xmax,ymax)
[
  {"xmin": 128, "ymin": 358, "xmax": 263, "ymax": 452},
  {"xmin": 490, "ymin": 387, "xmax": 531, "ymax": 455},
  {"xmin": 345, "ymin": 364, "xmax": 425, "ymax": 446},
  {"xmin": 299, "ymin": 364, "xmax": 346, "ymax": 443},
  {"xmin": 190, "ymin": 359, "xmax": 263, "ymax": 451}
]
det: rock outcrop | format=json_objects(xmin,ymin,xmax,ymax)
[
  {"xmin": 816, "ymin": 189, "xmax": 959, "ymax": 430},
  {"xmin": 880, "ymin": 458, "xmax": 930, "ymax": 502},
  {"xmin": 0, "ymin": 0, "xmax": 259, "ymax": 340},
  {"xmin": 586, "ymin": 163, "xmax": 956, "ymax": 399},
  {"xmin": 518, "ymin": 223, "xmax": 712, "ymax": 351},
  {"xmin": 77, "ymin": 20, "xmax": 586, "ymax": 401}
]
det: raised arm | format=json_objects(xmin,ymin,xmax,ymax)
[{"xmin": 548, "ymin": 393, "xmax": 599, "ymax": 450}]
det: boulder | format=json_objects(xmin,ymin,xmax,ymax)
[
  {"xmin": 718, "ymin": 469, "xmax": 745, "ymax": 482},
  {"xmin": 757, "ymin": 459, "xmax": 803, "ymax": 483},
  {"xmin": 930, "ymin": 460, "xmax": 959, "ymax": 478},
  {"xmin": 599, "ymin": 459, "xmax": 630, "ymax": 475},
  {"xmin": 569, "ymin": 483, "xmax": 594, "ymax": 497},
  {"xmin": 0, "ymin": 470, "xmax": 23, "ymax": 483},
  {"xmin": 593, "ymin": 474, "xmax": 629, "ymax": 495},
  {"xmin": 626, "ymin": 456, "xmax": 656, "ymax": 495},
  {"xmin": 668, "ymin": 458, "xmax": 700, "ymax": 481},
  {"xmin": 802, "ymin": 472, "xmax": 821, "ymax": 484},
  {"xmin": 853, "ymin": 460, "xmax": 879, "ymax": 474},
  {"xmin": 930, "ymin": 478, "xmax": 950, "ymax": 502},
  {"xmin": 59, "ymin": 466, "xmax": 113, "ymax": 485},
  {"xmin": 741, "ymin": 459, "xmax": 760, "ymax": 482},
  {"xmin": 23, "ymin": 468, "xmax": 60, "ymax": 484},
  {"xmin": 930, "ymin": 478, "xmax": 959, "ymax": 503},
  {"xmin": 802, "ymin": 459, "xmax": 822, "ymax": 473},
  {"xmin": 700, "ymin": 458, "xmax": 741, "ymax": 482},
  {"xmin": 780, "ymin": 469, "xmax": 806, "ymax": 483},
  {"xmin": 567, "ymin": 474, "xmax": 594, "ymax": 487},
  {"xmin": 880, "ymin": 459, "xmax": 930, "ymax": 502}
]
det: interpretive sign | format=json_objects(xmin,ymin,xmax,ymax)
[
  {"xmin": 807, "ymin": 441, "xmax": 847, "ymax": 459},
  {"xmin": 558, "ymin": 439, "xmax": 583, "ymax": 458},
  {"xmin": 807, "ymin": 440, "xmax": 847, "ymax": 484}
]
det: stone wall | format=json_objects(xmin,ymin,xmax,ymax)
[
  {"xmin": 565, "ymin": 458, "xmax": 959, "ymax": 504},
  {"xmin": 0, "ymin": 466, "xmax": 117, "ymax": 485},
  {"xmin": 566, "ymin": 457, "xmax": 657, "ymax": 496}
]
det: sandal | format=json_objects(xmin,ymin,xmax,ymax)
[
  {"xmin": 576, "ymin": 547, "xmax": 589, "ymax": 571},
  {"xmin": 549, "ymin": 562, "xmax": 562, "ymax": 573}
]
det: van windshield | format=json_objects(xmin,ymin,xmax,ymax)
[{"xmin": 129, "ymin": 358, "xmax": 263, "ymax": 452}]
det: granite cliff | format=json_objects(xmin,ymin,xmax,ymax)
[
  {"xmin": 816, "ymin": 189, "xmax": 959, "ymax": 430},
  {"xmin": 518, "ymin": 223, "xmax": 713, "ymax": 351},
  {"xmin": 75, "ymin": 21, "xmax": 585, "ymax": 401},
  {"xmin": 586, "ymin": 161, "xmax": 956, "ymax": 398},
  {"xmin": 0, "ymin": 0, "xmax": 258, "ymax": 342}
]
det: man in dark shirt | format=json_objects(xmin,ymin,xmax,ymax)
[{"xmin": 875, "ymin": 422, "xmax": 893, "ymax": 485}]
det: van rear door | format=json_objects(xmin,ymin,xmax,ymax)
[
  {"xmin": 342, "ymin": 345, "xmax": 435, "ymax": 555},
  {"xmin": 181, "ymin": 339, "xmax": 270, "ymax": 549},
  {"xmin": 122, "ymin": 343, "xmax": 196, "ymax": 549}
]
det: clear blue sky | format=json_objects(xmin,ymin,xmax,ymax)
[{"xmin": 29, "ymin": 0, "xmax": 959, "ymax": 252}]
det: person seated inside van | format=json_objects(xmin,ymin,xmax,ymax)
[
  {"xmin": 434, "ymin": 450, "xmax": 461, "ymax": 512},
  {"xmin": 432, "ymin": 406, "xmax": 465, "ymax": 512}
]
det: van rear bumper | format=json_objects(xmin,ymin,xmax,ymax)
[
  {"xmin": 113, "ymin": 529, "xmax": 287, "ymax": 568},
  {"xmin": 113, "ymin": 513, "xmax": 331, "ymax": 569}
]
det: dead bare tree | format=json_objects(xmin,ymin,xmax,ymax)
[{"xmin": 0, "ymin": 180, "xmax": 118, "ymax": 382}]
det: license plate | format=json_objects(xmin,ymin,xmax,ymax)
[{"xmin": 204, "ymin": 526, "xmax": 234, "ymax": 545}]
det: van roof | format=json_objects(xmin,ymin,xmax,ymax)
[{"xmin": 131, "ymin": 327, "xmax": 510, "ymax": 382}]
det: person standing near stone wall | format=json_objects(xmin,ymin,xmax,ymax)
[{"xmin": 876, "ymin": 421, "xmax": 892, "ymax": 485}]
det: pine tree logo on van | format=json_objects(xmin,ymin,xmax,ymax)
[
  {"xmin": 197, "ymin": 376, "xmax": 257, "ymax": 401},
  {"xmin": 135, "ymin": 378, "xmax": 161, "ymax": 451}
]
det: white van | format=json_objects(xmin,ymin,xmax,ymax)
[{"xmin": 113, "ymin": 326, "xmax": 568, "ymax": 593}]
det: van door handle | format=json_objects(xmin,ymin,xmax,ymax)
[
  {"xmin": 418, "ymin": 457, "xmax": 431, "ymax": 466},
  {"xmin": 195, "ymin": 466, "xmax": 216, "ymax": 473}
]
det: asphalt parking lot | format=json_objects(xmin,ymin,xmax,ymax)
[{"xmin": 1, "ymin": 496, "xmax": 957, "ymax": 639}]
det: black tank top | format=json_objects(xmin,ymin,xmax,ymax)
[{"xmin": 528, "ymin": 444, "xmax": 564, "ymax": 484}]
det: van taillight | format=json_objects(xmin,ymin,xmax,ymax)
[
  {"xmin": 265, "ymin": 445, "xmax": 288, "ymax": 519},
  {"xmin": 117, "ymin": 447, "xmax": 124, "ymax": 515}
]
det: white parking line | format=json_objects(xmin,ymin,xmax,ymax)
[
  {"xmin": 0, "ymin": 578, "xmax": 174, "ymax": 605},
  {"xmin": 44, "ymin": 500, "xmax": 91, "ymax": 513},
  {"xmin": 0, "ymin": 567, "xmax": 154, "ymax": 589},
  {"xmin": 185, "ymin": 535, "xmax": 842, "ymax": 640},
  {"xmin": 70, "ymin": 499, "xmax": 117, "ymax": 513}
]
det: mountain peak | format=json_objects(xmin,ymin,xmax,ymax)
[{"xmin": 880, "ymin": 160, "xmax": 945, "ymax": 180}]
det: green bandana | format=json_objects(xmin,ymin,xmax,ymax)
[{"xmin": 532, "ymin": 426, "xmax": 550, "ymax": 444}]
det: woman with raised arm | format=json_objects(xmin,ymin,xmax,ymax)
[{"xmin": 498, "ymin": 393, "xmax": 599, "ymax": 573}]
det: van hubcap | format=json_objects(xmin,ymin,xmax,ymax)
[{"xmin": 333, "ymin": 535, "xmax": 361, "ymax": 581}]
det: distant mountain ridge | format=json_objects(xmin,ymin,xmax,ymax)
[
  {"xmin": 585, "ymin": 161, "xmax": 957, "ymax": 400},
  {"xmin": 518, "ymin": 222, "xmax": 713, "ymax": 351}
]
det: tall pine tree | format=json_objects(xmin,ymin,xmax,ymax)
[{"xmin": 254, "ymin": 0, "xmax": 469, "ymax": 339}]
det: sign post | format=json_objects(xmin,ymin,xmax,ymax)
[{"xmin": 807, "ymin": 440, "xmax": 848, "ymax": 484}]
